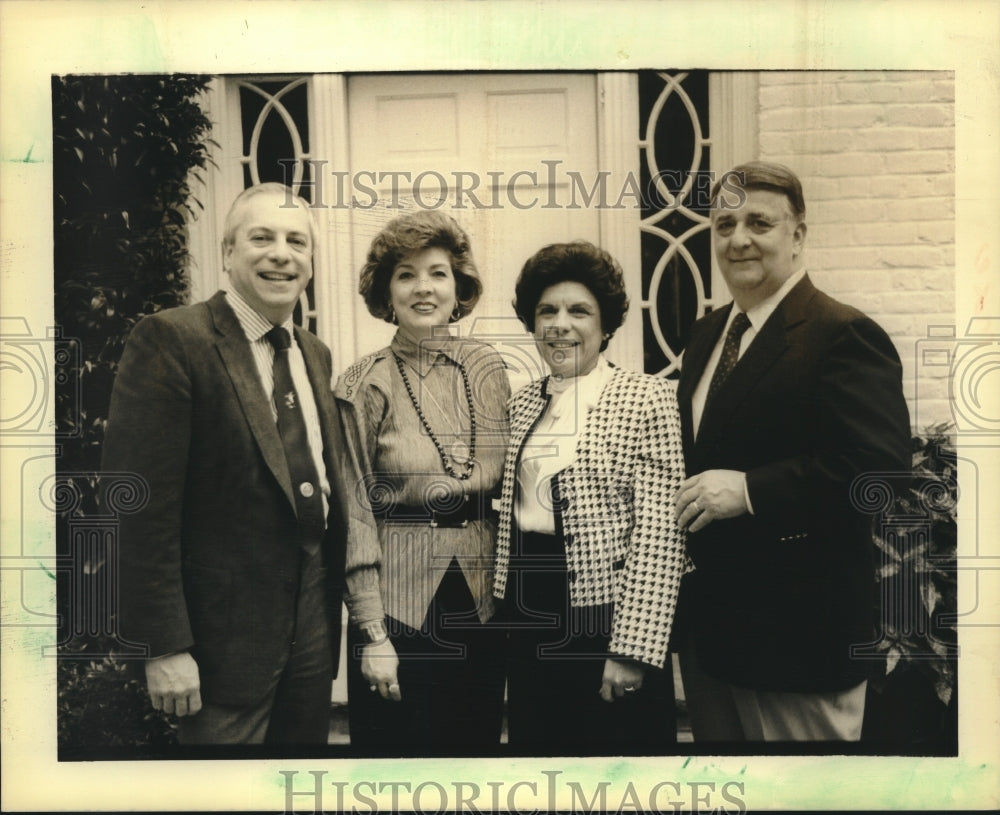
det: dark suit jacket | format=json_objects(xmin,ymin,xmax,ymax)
[
  {"xmin": 676, "ymin": 275, "xmax": 910, "ymax": 692},
  {"xmin": 102, "ymin": 291, "xmax": 348, "ymax": 706}
]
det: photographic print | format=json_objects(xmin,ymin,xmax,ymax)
[{"xmin": 2, "ymin": 1, "xmax": 998, "ymax": 812}]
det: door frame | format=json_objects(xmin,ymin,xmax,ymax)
[{"xmin": 187, "ymin": 71, "xmax": 759, "ymax": 376}]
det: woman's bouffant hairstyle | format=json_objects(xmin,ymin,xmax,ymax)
[
  {"xmin": 359, "ymin": 210, "xmax": 482, "ymax": 323},
  {"xmin": 512, "ymin": 241, "xmax": 630, "ymax": 352}
]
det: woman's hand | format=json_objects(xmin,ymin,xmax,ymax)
[
  {"xmin": 599, "ymin": 657, "xmax": 645, "ymax": 702},
  {"xmin": 361, "ymin": 638, "xmax": 402, "ymax": 701}
]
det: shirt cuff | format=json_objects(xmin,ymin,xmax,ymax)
[
  {"xmin": 743, "ymin": 473, "xmax": 755, "ymax": 515},
  {"xmin": 344, "ymin": 583, "xmax": 386, "ymax": 629}
]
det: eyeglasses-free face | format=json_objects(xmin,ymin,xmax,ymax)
[
  {"xmin": 533, "ymin": 280, "xmax": 605, "ymax": 380},
  {"xmin": 224, "ymin": 191, "xmax": 314, "ymax": 324},
  {"xmin": 712, "ymin": 188, "xmax": 806, "ymax": 309},
  {"xmin": 388, "ymin": 246, "xmax": 459, "ymax": 343}
]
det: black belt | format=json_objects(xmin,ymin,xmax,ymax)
[{"xmin": 377, "ymin": 495, "xmax": 497, "ymax": 529}]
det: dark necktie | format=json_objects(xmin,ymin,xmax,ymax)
[
  {"xmin": 265, "ymin": 326, "xmax": 325, "ymax": 553},
  {"xmin": 705, "ymin": 310, "xmax": 752, "ymax": 406}
]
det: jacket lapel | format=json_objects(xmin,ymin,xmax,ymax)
[
  {"xmin": 496, "ymin": 378, "xmax": 549, "ymax": 565},
  {"xmin": 297, "ymin": 327, "xmax": 342, "ymax": 475},
  {"xmin": 694, "ymin": 276, "xmax": 815, "ymax": 452},
  {"xmin": 209, "ymin": 293, "xmax": 296, "ymax": 511},
  {"xmin": 573, "ymin": 365, "xmax": 622, "ymax": 467},
  {"xmin": 678, "ymin": 305, "xmax": 730, "ymax": 455},
  {"xmin": 511, "ymin": 380, "xmax": 550, "ymax": 457}
]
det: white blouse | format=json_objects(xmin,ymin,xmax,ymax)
[{"xmin": 515, "ymin": 355, "xmax": 614, "ymax": 534}]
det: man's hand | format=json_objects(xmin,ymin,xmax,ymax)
[
  {"xmin": 599, "ymin": 657, "xmax": 645, "ymax": 703},
  {"xmin": 361, "ymin": 638, "xmax": 402, "ymax": 702},
  {"xmin": 145, "ymin": 652, "xmax": 202, "ymax": 717},
  {"xmin": 675, "ymin": 469, "xmax": 749, "ymax": 532}
]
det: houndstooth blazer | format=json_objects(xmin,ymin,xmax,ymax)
[{"xmin": 493, "ymin": 365, "xmax": 690, "ymax": 669}]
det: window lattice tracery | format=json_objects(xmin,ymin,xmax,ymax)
[
  {"xmin": 638, "ymin": 71, "xmax": 714, "ymax": 377},
  {"xmin": 235, "ymin": 78, "xmax": 317, "ymax": 332}
]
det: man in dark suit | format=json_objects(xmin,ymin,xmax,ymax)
[
  {"xmin": 103, "ymin": 183, "xmax": 354, "ymax": 745},
  {"xmin": 674, "ymin": 162, "xmax": 911, "ymax": 741}
]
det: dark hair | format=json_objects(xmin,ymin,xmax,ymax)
[
  {"xmin": 710, "ymin": 161, "xmax": 806, "ymax": 220},
  {"xmin": 512, "ymin": 241, "xmax": 630, "ymax": 352},
  {"xmin": 359, "ymin": 210, "xmax": 482, "ymax": 322}
]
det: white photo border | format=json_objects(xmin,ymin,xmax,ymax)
[{"xmin": 2, "ymin": 0, "xmax": 998, "ymax": 811}]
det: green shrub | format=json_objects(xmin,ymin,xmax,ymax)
[
  {"xmin": 862, "ymin": 422, "xmax": 958, "ymax": 751},
  {"xmin": 58, "ymin": 652, "xmax": 178, "ymax": 757},
  {"xmin": 53, "ymin": 74, "xmax": 214, "ymax": 755}
]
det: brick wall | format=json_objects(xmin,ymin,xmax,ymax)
[{"xmin": 757, "ymin": 71, "xmax": 955, "ymax": 428}]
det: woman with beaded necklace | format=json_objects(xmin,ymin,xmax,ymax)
[{"xmin": 334, "ymin": 210, "xmax": 510, "ymax": 752}]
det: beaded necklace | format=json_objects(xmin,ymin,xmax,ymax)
[{"xmin": 392, "ymin": 351, "xmax": 477, "ymax": 480}]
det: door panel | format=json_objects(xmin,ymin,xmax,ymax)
[{"xmin": 347, "ymin": 73, "xmax": 600, "ymax": 390}]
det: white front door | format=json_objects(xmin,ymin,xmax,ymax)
[{"xmin": 345, "ymin": 73, "xmax": 600, "ymax": 390}]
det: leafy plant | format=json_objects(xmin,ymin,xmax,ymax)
[
  {"xmin": 863, "ymin": 422, "xmax": 958, "ymax": 750},
  {"xmin": 58, "ymin": 652, "xmax": 178, "ymax": 757},
  {"xmin": 53, "ymin": 74, "xmax": 215, "ymax": 754},
  {"xmin": 53, "ymin": 74, "xmax": 216, "ymax": 458}
]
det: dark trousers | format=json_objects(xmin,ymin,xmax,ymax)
[
  {"xmin": 504, "ymin": 530, "xmax": 676, "ymax": 755},
  {"xmin": 347, "ymin": 557, "xmax": 506, "ymax": 755},
  {"xmin": 177, "ymin": 547, "xmax": 333, "ymax": 745}
]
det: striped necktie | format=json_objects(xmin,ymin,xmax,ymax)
[{"xmin": 265, "ymin": 325, "xmax": 325, "ymax": 553}]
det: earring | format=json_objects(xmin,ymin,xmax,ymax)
[
  {"xmin": 388, "ymin": 305, "xmax": 397, "ymax": 325},
  {"xmin": 451, "ymin": 304, "xmax": 462, "ymax": 322}
]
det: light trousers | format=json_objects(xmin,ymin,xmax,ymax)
[{"xmin": 679, "ymin": 647, "xmax": 866, "ymax": 742}]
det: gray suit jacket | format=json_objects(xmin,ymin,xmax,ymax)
[{"xmin": 103, "ymin": 291, "xmax": 349, "ymax": 705}]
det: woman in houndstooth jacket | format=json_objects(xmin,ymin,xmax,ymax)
[{"xmin": 494, "ymin": 241, "xmax": 689, "ymax": 754}]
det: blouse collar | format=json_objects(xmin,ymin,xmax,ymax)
[
  {"xmin": 544, "ymin": 355, "xmax": 613, "ymax": 416},
  {"xmin": 390, "ymin": 328, "xmax": 461, "ymax": 377}
]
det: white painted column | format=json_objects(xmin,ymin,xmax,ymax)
[
  {"xmin": 708, "ymin": 71, "xmax": 760, "ymax": 309},
  {"xmin": 597, "ymin": 72, "xmax": 644, "ymax": 372},
  {"xmin": 186, "ymin": 76, "xmax": 245, "ymax": 303},
  {"xmin": 309, "ymin": 74, "xmax": 357, "ymax": 376}
]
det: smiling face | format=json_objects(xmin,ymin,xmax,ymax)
[
  {"xmin": 223, "ymin": 190, "xmax": 314, "ymax": 324},
  {"xmin": 533, "ymin": 280, "xmax": 605, "ymax": 379},
  {"xmin": 712, "ymin": 188, "xmax": 807, "ymax": 310},
  {"xmin": 388, "ymin": 246, "xmax": 458, "ymax": 342}
]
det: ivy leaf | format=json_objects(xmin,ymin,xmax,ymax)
[
  {"xmin": 886, "ymin": 646, "xmax": 901, "ymax": 674},
  {"xmin": 927, "ymin": 636, "xmax": 955, "ymax": 659},
  {"xmin": 934, "ymin": 678, "xmax": 952, "ymax": 707},
  {"xmin": 879, "ymin": 561, "xmax": 901, "ymax": 579},
  {"xmin": 920, "ymin": 575, "xmax": 942, "ymax": 617}
]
